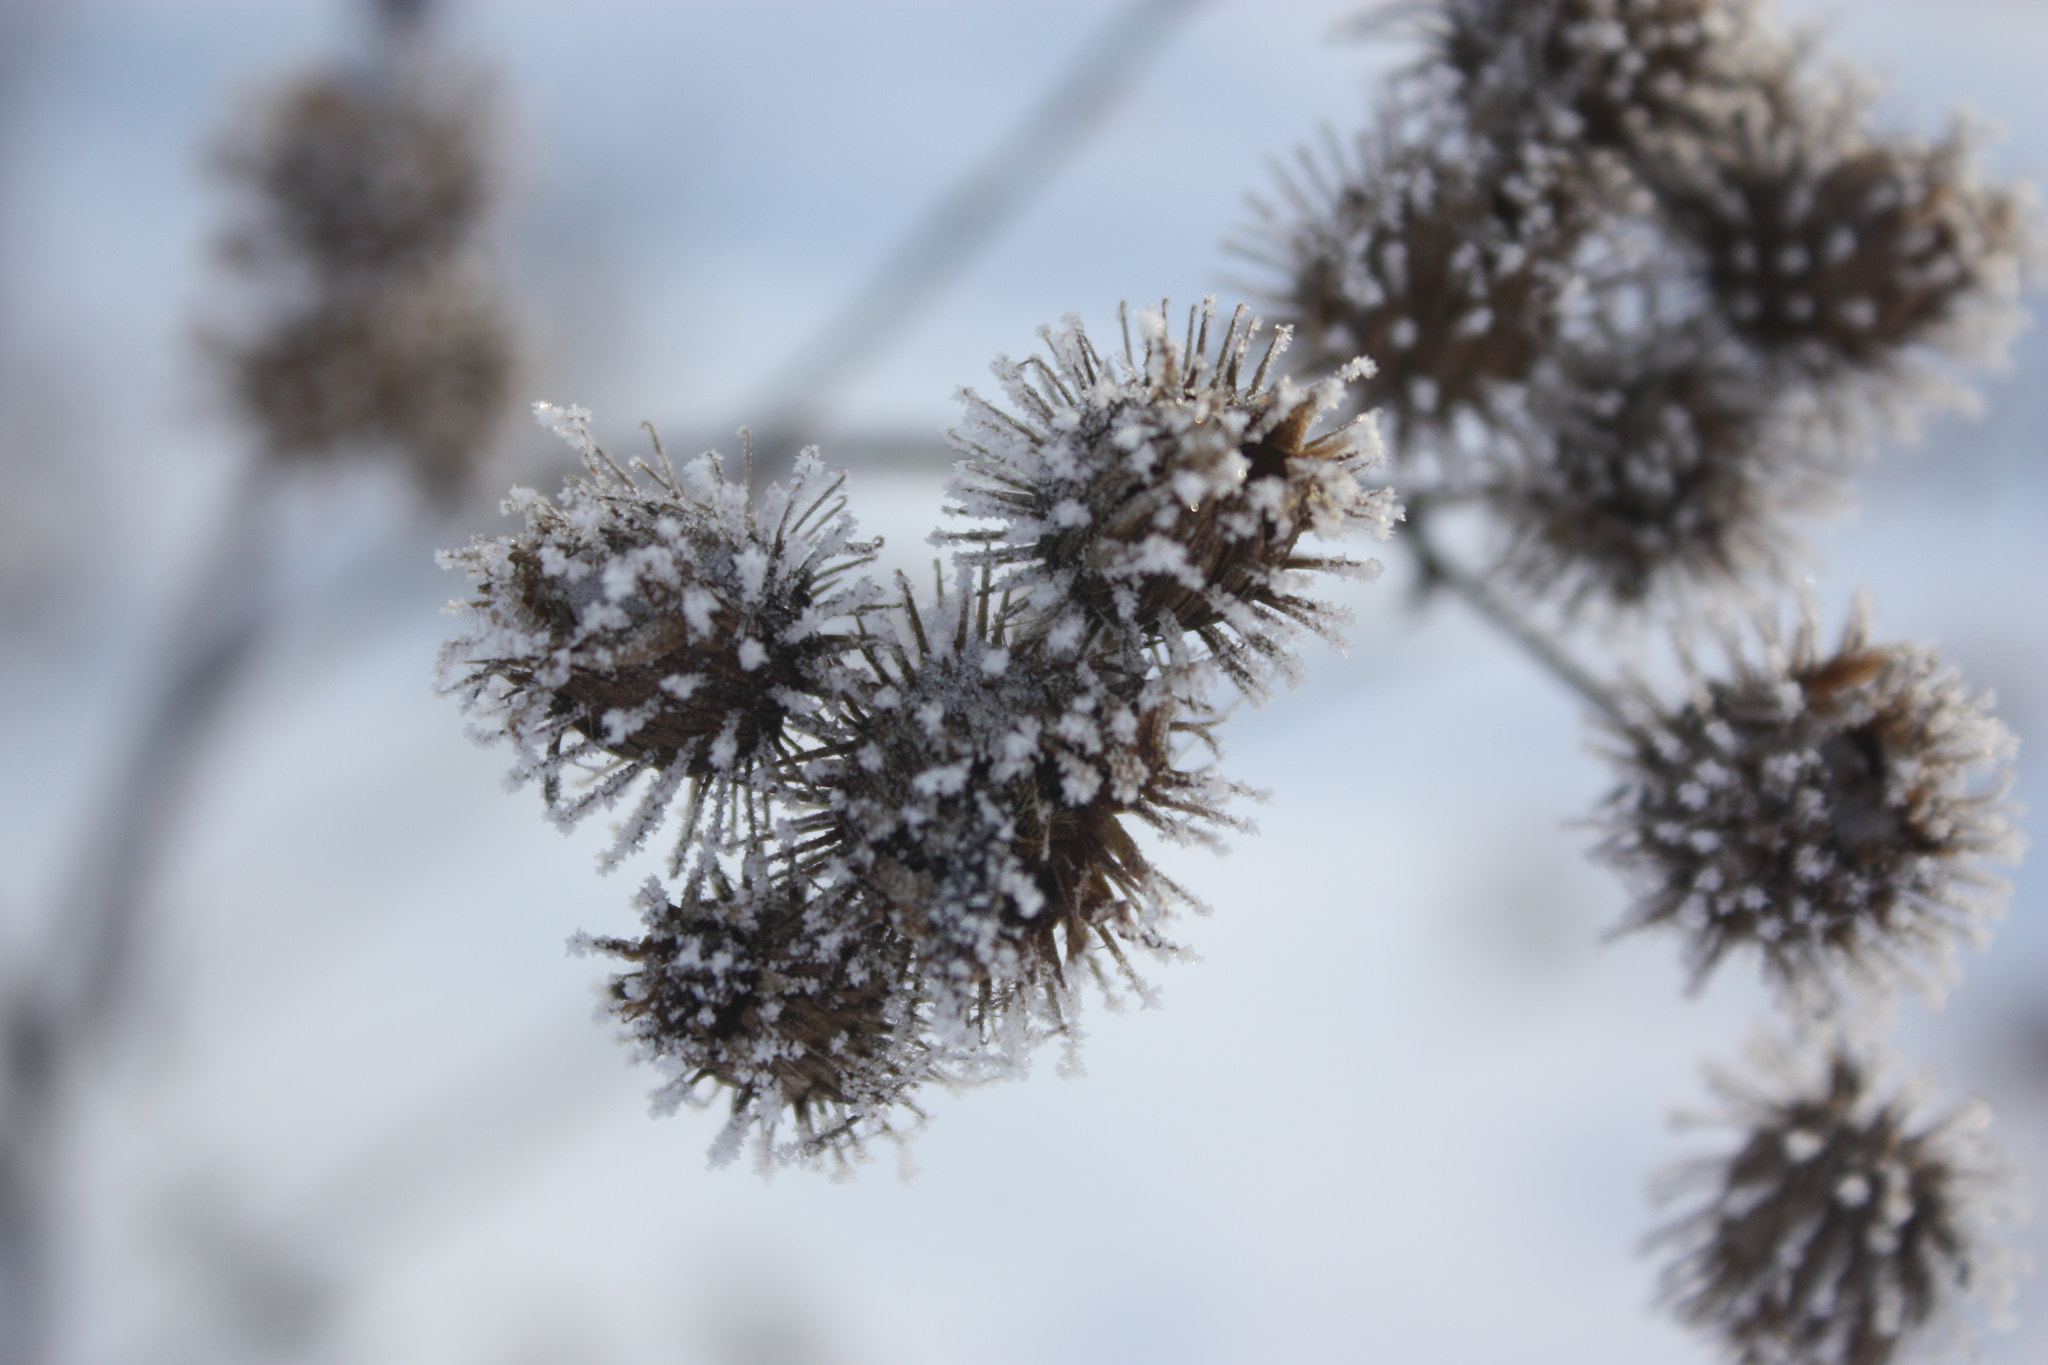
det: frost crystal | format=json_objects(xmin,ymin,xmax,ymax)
[
  {"xmin": 1655, "ymin": 1040, "xmax": 2019, "ymax": 1365},
  {"xmin": 1599, "ymin": 598, "xmax": 2019, "ymax": 1000}
]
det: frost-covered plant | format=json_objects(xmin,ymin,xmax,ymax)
[
  {"xmin": 1654, "ymin": 1040, "xmax": 2019, "ymax": 1365},
  {"xmin": 1598, "ymin": 597, "xmax": 2019, "ymax": 1002},
  {"xmin": 946, "ymin": 302, "xmax": 1397, "ymax": 693},
  {"xmin": 577, "ymin": 873, "xmax": 934, "ymax": 1169},
  {"xmin": 441, "ymin": 303, "xmax": 1391, "ymax": 1164},
  {"xmin": 1237, "ymin": 1, "xmax": 2034, "ymax": 1353},
  {"xmin": 440, "ymin": 404, "xmax": 879, "ymax": 873},
  {"xmin": 214, "ymin": 42, "xmax": 513, "ymax": 499}
]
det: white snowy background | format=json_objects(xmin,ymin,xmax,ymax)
[{"xmin": 0, "ymin": 1, "xmax": 2043, "ymax": 1363}]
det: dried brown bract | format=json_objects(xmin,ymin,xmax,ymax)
[
  {"xmin": 1655, "ymin": 1041, "xmax": 2018, "ymax": 1365},
  {"xmin": 1434, "ymin": 0, "xmax": 1777, "ymax": 153},
  {"xmin": 1600, "ymin": 597, "xmax": 2019, "ymax": 1001}
]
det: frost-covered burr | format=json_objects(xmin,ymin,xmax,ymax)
[
  {"xmin": 1434, "ymin": 0, "xmax": 1778, "ymax": 154},
  {"xmin": 580, "ymin": 872, "xmax": 931, "ymax": 1171},
  {"xmin": 439, "ymin": 405, "xmax": 879, "ymax": 871},
  {"xmin": 1655, "ymin": 1040, "xmax": 2019, "ymax": 1365},
  {"xmin": 946, "ymin": 300, "xmax": 1396, "ymax": 697},
  {"xmin": 215, "ymin": 63, "xmax": 513, "ymax": 498},
  {"xmin": 795, "ymin": 572, "xmax": 1241, "ymax": 1039},
  {"xmin": 1657, "ymin": 81, "xmax": 2032, "ymax": 379},
  {"xmin": 1598, "ymin": 597, "xmax": 2019, "ymax": 1001},
  {"xmin": 1245, "ymin": 125, "xmax": 1593, "ymax": 447},
  {"xmin": 1488, "ymin": 344, "xmax": 1836, "ymax": 608}
]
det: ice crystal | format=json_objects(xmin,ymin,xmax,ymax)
[
  {"xmin": 1599, "ymin": 597, "xmax": 2019, "ymax": 1000},
  {"xmin": 1655, "ymin": 1040, "xmax": 2019, "ymax": 1365},
  {"xmin": 947, "ymin": 300, "xmax": 1395, "ymax": 697},
  {"xmin": 439, "ymin": 410, "xmax": 879, "ymax": 871}
]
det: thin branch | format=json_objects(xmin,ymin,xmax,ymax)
[
  {"xmin": 1403, "ymin": 506, "xmax": 1628, "ymax": 726},
  {"xmin": 745, "ymin": 0, "xmax": 1208, "ymax": 455}
]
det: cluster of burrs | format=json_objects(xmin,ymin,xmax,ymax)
[
  {"xmin": 1244, "ymin": 3, "xmax": 2033, "ymax": 1361},
  {"xmin": 441, "ymin": 303, "xmax": 1396, "ymax": 1167}
]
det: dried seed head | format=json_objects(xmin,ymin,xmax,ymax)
[
  {"xmin": 1488, "ymin": 346, "xmax": 1834, "ymax": 608},
  {"xmin": 1435, "ymin": 0, "xmax": 1777, "ymax": 153},
  {"xmin": 218, "ymin": 71, "xmax": 489, "ymax": 280},
  {"xmin": 946, "ymin": 300, "xmax": 1394, "ymax": 696},
  {"xmin": 1247, "ymin": 123, "xmax": 1597, "ymax": 445},
  {"xmin": 439, "ymin": 406, "xmax": 879, "ymax": 870},
  {"xmin": 1660, "ymin": 86, "xmax": 2033, "ymax": 378},
  {"xmin": 228, "ymin": 271, "xmax": 511, "ymax": 499},
  {"xmin": 584, "ymin": 873, "xmax": 931, "ymax": 1170},
  {"xmin": 214, "ymin": 65, "xmax": 516, "ymax": 497},
  {"xmin": 808, "ymin": 577, "xmax": 1240, "ymax": 1038},
  {"xmin": 1600, "ymin": 597, "xmax": 2020, "ymax": 1001},
  {"xmin": 1655, "ymin": 1041, "xmax": 2019, "ymax": 1365}
]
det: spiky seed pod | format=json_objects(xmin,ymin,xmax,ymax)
[
  {"xmin": 581, "ymin": 872, "xmax": 932, "ymax": 1170},
  {"xmin": 214, "ymin": 64, "xmax": 516, "ymax": 497},
  {"xmin": 1432, "ymin": 0, "xmax": 1776, "ymax": 154},
  {"xmin": 1244, "ymin": 123, "xmax": 1598, "ymax": 447},
  {"xmin": 947, "ymin": 301, "xmax": 1395, "ymax": 697},
  {"xmin": 218, "ymin": 71, "xmax": 489, "ymax": 280},
  {"xmin": 1657, "ymin": 84, "xmax": 2033, "ymax": 377},
  {"xmin": 440, "ymin": 405, "xmax": 879, "ymax": 870},
  {"xmin": 229, "ymin": 271, "xmax": 511, "ymax": 499},
  {"xmin": 1487, "ymin": 345, "xmax": 1834, "ymax": 608},
  {"xmin": 796, "ymin": 574, "xmax": 1239, "ymax": 1040},
  {"xmin": 1654, "ymin": 1041, "xmax": 2018, "ymax": 1365},
  {"xmin": 1598, "ymin": 597, "xmax": 2019, "ymax": 1000}
]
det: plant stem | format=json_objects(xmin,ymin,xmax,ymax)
[{"xmin": 1402, "ymin": 505, "xmax": 1628, "ymax": 727}]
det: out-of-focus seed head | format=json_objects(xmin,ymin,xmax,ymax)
[
  {"xmin": 1599, "ymin": 597, "xmax": 2020, "ymax": 1001},
  {"xmin": 218, "ymin": 71, "xmax": 489, "ymax": 280},
  {"xmin": 1434, "ymin": 0, "xmax": 1777, "ymax": 153},
  {"xmin": 1660, "ymin": 87, "xmax": 2034, "ymax": 377},
  {"xmin": 583, "ymin": 872, "xmax": 931, "ymax": 1171},
  {"xmin": 229, "ymin": 272, "xmax": 511, "ymax": 499},
  {"xmin": 1655, "ymin": 1040, "xmax": 2019, "ymax": 1365},
  {"xmin": 1245, "ymin": 124, "xmax": 1597, "ymax": 446},
  {"xmin": 805, "ymin": 576, "xmax": 1240, "ymax": 1039},
  {"xmin": 947, "ymin": 300, "xmax": 1395, "ymax": 696},
  {"xmin": 439, "ymin": 405, "xmax": 879, "ymax": 870},
  {"xmin": 1488, "ymin": 345, "xmax": 1834, "ymax": 608}
]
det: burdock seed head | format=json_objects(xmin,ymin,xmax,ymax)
[
  {"xmin": 1487, "ymin": 342, "xmax": 1837, "ymax": 610},
  {"xmin": 582, "ymin": 871, "xmax": 931, "ymax": 1171},
  {"xmin": 1243, "ymin": 118, "xmax": 1600, "ymax": 450},
  {"xmin": 946, "ymin": 299, "xmax": 1395, "ymax": 697},
  {"xmin": 1656, "ymin": 71, "xmax": 2034, "ymax": 383},
  {"xmin": 439, "ymin": 404, "xmax": 880, "ymax": 870},
  {"xmin": 802, "ymin": 571, "xmax": 1241, "ymax": 1043},
  {"xmin": 1431, "ymin": 0, "xmax": 1779, "ymax": 154},
  {"xmin": 1598, "ymin": 595, "xmax": 2020, "ymax": 1003},
  {"xmin": 1654, "ymin": 1038, "xmax": 2019, "ymax": 1365}
]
